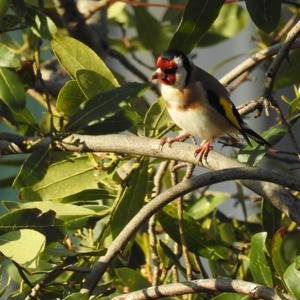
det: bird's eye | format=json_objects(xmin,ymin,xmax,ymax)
[{"xmin": 163, "ymin": 67, "xmax": 177, "ymax": 75}]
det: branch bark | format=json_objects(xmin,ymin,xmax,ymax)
[{"xmin": 112, "ymin": 278, "xmax": 282, "ymax": 300}]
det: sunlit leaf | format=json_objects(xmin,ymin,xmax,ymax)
[
  {"xmin": 56, "ymin": 80, "xmax": 86, "ymax": 115},
  {"xmin": 249, "ymin": 232, "xmax": 273, "ymax": 287},
  {"xmin": 284, "ymin": 261, "xmax": 300, "ymax": 299},
  {"xmin": 0, "ymin": 67, "xmax": 25, "ymax": 112},
  {"xmin": 0, "ymin": 229, "xmax": 45, "ymax": 268},
  {"xmin": 20, "ymin": 154, "xmax": 107, "ymax": 201},
  {"xmin": 52, "ymin": 35, "xmax": 118, "ymax": 86},
  {"xmin": 66, "ymin": 83, "xmax": 148, "ymax": 132},
  {"xmin": 0, "ymin": 43, "xmax": 20, "ymax": 68},
  {"xmin": 169, "ymin": 0, "xmax": 225, "ymax": 53},
  {"xmin": 188, "ymin": 192, "xmax": 229, "ymax": 220}
]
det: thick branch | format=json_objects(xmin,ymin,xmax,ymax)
[
  {"xmin": 81, "ymin": 166, "xmax": 300, "ymax": 294},
  {"xmin": 112, "ymin": 278, "xmax": 281, "ymax": 300}
]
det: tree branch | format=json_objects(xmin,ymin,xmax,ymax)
[
  {"xmin": 81, "ymin": 166, "xmax": 300, "ymax": 294},
  {"xmin": 112, "ymin": 278, "xmax": 282, "ymax": 300},
  {"xmin": 220, "ymin": 38, "xmax": 300, "ymax": 86}
]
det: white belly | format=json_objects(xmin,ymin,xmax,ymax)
[{"xmin": 167, "ymin": 106, "xmax": 223, "ymax": 140}]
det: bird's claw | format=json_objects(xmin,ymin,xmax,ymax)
[{"xmin": 194, "ymin": 140, "xmax": 213, "ymax": 162}]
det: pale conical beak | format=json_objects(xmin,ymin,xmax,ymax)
[{"xmin": 150, "ymin": 68, "xmax": 163, "ymax": 82}]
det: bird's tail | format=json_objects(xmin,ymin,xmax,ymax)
[{"xmin": 243, "ymin": 127, "xmax": 270, "ymax": 146}]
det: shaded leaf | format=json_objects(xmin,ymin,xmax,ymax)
[
  {"xmin": 169, "ymin": 0, "xmax": 225, "ymax": 53},
  {"xmin": 0, "ymin": 229, "xmax": 45, "ymax": 268},
  {"xmin": 13, "ymin": 146, "xmax": 51, "ymax": 188},
  {"xmin": 271, "ymin": 228, "xmax": 288, "ymax": 278},
  {"xmin": 0, "ymin": 67, "xmax": 25, "ymax": 112},
  {"xmin": 200, "ymin": 4, "xmax": 248, "ymax": 47},
  {"xmin": 27, "ymin": 7, "xmax": 57, "ymax": 40},
  {"xmin": 262, "ymin": 199, "xmax": 281, "ymax": 236},
  {"xmin": 0, "ymin": 208, "xmax": 64, "ymax": 242},
  {"xmin": 56, "ymin": 80, "xmax": 86, "ymax": 115},
  {"xmin": 20, "ymin": 154, "xmax": 106, "ymax": 201},
  {"xmin": 157, "ymin": 204, "xmax": 230, "ymax": 260},
  {"xmin": 188, "ymin": 192, "xmax": 229, "ymax": 220},
  {"xmin": 284, "ymin": 261, "xmax": 300, "ymax": 299},
  {"xmin": 67, "ymin": 83, "xmax": 148, "ymax": 131},
  {"xmin": 111, "ymin": 159, "xmax": 148, "ymax": 238},
  {"xmin": 0, "ymin": 43, "xmax": 20, "ymax": 68},
  {"xmin": 0, "ymin": 0, "xmax": 9, "ymax": 20},
  {"xmin": 52, "ymin": 35, "xmax": 118, "ymax": 86},
  {"xmin": 12, "ymin": 201, "xmax": 110, "ymax": 230},
  {"xmin": 275, "ymin": 49, "xmax": 300, "ymax": 90},
  {"xmin": 245, "ymin": 0, "xmax": 281, "ymax": 33},
  {"xmin": 134, "ymin": 7, "xmax": 169, "ymax": 56},
  {"xmin": 249, "ymin": 232, "xmax": 273, "ymax": 287},
  {"xmin": 115, "ymin": 268, "xmax": 150, "ymax": 290}
]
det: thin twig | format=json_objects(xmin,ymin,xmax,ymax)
[
  {"xmin": 264, "ymin": 21, "xmax": 300, "ymax": 157},
  {"xmin": 220, "ymin": 38, "xmax": 300, "ymax": 86},
  {"xmin": 112, "ymin": 278, "xmax": 282, "ymax": 300},
  {"xmin": 149, "ymin": 161, "xmax": 169, "ymax": 286}
]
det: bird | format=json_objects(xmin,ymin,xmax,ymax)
[{"xmin": 151, "ymin": 49, "xmax": 268, "ymax": 161}]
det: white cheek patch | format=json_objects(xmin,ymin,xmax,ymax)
[{"xmin": 174, "ymin": 67, "xmax": 187, "ymax": 88}]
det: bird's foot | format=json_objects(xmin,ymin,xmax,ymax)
[
  {"xmin": 160, "ymin": 132, "xmax": 191, "ymax": 150},
  {"xmin": 194, "ymin": 139, "xmax": 213, "ymax": 162}
]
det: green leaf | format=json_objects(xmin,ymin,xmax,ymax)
[
  {"xmin": 188, "ymin": 192, "xmax": 229, "ymax": 220},
  {"xmin": 0, "ymin": 43, "xmax": 20, "ymax": 68},
  {"xmin": 0, "ymin": 67, "xmax": 25, "ymax": 112},
  {"xmin": 284, "ymin": 261, "xmax": 300, "ymax": 299},
  {"xmin": 20, "ymin": 154, "xmax": 106, "ymax": 201},
  {"xmin": 11, "ymin": 201, "xmax": 109, "ymax": 230},
  {"xmin": 63, "ymin": 292, "xmax": 89, "ymax": 300},
  {"xmin": 0, "ymin": 229, "xmax": 45, "ymax": 268},
  {"xmin": 27, "ymin": 7, "xmax": 57, "ymax": 40},
  {"xmin": 238, "ymin": 125, "xmax": 286, "ymax": 166},
  {"xmin": 13, "ymin": 147, "xmax": 51, "ymax": 188},
  {"xmin": 52, "ymin": 35, "xmax": 118, "ymax": 85},
  {"xmin": 249, "ymin": 232, "xmax": 273, "ymax": 287},
  {"xmin": 157, "ymin": 204, "xmax": 230, "ymax": 260},
  {"xmin": 245, "ymin": 0, "xmax": 281, "ymax": 33},
  {"xmin": 66, "ymin": 83, "xmax": 148, "ymax": 131},
  {"xmin": 111, "ymin": 159, "xmax": 149, "ymax": 238},
  {"xmin": 200, "ymin": 4, "xmax": 248, "ymax": 47},
  {"xmin": 143, "ymin": 98, "xmax": 173, "ymax": 137},
  {"xmin": 56, "ymin": 80, "xmax": 86, "ymax": 115},
  {"xmin": 169, "ymin": 0, "xmax": 225, "ymax": 53},
  {"xmin": 115, "ymin": 268, "xmax": 150, "ymax": 290},
  {"xmin": 271, "ymin": 228, "xmax": 288, "ymax": 278},
  {"xmin": 76, "ymin": 69, "xmax": 117, "ymax": 99},
  {"xmin": 134, "ymin": 7, "xmax": 169, "ymax": 56},
  {"xmin": 0, "ymin": 0, "xmax": 9, "ymax": 20},
  {"xmin": 0, "ymin": 208, "xmax": 64, "ymax": 242},
  {"xmin": 261, "ymin": 199, "xmax": 281, "ymax": 236},
  {"xmin": 275, "ymin": 49, "xmax": 300, "ymax": 90}
]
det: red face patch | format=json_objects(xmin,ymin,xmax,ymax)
[{"xmin": 156, "ymin": 57, "xmax": 177, "ymax": 70}]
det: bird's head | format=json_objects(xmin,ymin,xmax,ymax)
[{"xmin": 151, "ymin": 49, "xmax": 191, "ymax": 88}]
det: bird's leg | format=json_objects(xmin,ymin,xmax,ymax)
[
  {"xmin": 194, "ymin": 139, "xmax": 214, "ymax": 161},
  {"xmin": 160, "ymin": 132, "xmax": 191, "ymax": 149}
]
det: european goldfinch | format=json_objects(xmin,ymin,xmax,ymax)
[{"xmin": 151, "ymin": 49, "xmax": 268, "ymax": 160}]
